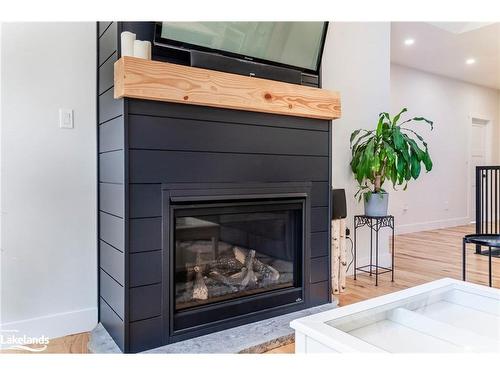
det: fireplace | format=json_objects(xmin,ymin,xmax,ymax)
[
  {"xmin": 174, "ymin": 201, "xmax": 302, "ymax": 310},
  {"xmin": 97, "ymin": 25, "xmax": 336, "ymax": 351},
  {"xmin": 164, "ymin": 183, "xmax": 311, "ymax": 338}
]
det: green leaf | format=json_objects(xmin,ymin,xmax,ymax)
[
  {"xmin": 351, "ymin": 147, "xmax": 365, "ymax": 175},
  {"xmin": 412, "ymin": 117, "xmax": 434, "ymax": 130},
  {"xmin": 410, "ymin": 151, "xmax": 421, "ymax": 179},
  {"xmin": 391, "ymin": 165, "xmax": 398, "ymax": 188},
  {"xmin": 364, "ymin": 190, "xmax": 373, "ymax": 202},
  {"xmin": 401, "ymin": 127, "xmax": 427, "ymax": 147},
  {"xmin": 396, "ymin": 155, "xmax": 405, "ymax": 178},
  {"xmin": 405, "ymin": 162, "xmax": 412, "ymax": 180},
  {"xmin": 394, "ymin": 129, "xmax": 411, "ymax": 164},
  {"xmin": 373, "ymin": 154, "xmax": 380, "ymax": 172},
  {"xmin": 349, "ymin": 108, "xmax": 434, "ymax": 198},
  {"xmin": 382, "ymin": 121, "xmax": 391, "ymax": 137},
  {"xmin": 379, "ymin": 112, "xmax": 391, "ymax": 122},
  {"xmin": 392, "ymin": 108, "xmax": 407, "ymax": 126},
  {"xmin": 392, "ymin": 126, "xmax": 405, "ymax": 151},
  {"xmin": 422, "ymin": 150, "xmax": 433, "ymax": 171},
  {"xmin": 404, "ymin": 135, "xmax": 425, "ymax": 160},
  {"xmin": 384, "ymin": 146, "xmax": 395, "ymax": 164},
  {"xmin": 376, "ymin": 116, "xmax": 384, "ymax": 137},
  {"xmin": 350, "ymin": 129, "xmax": 362, "ymax": 146},
  {"xmin": 351, "ymin": 131, "xmax": 374, "ymax": 153}
]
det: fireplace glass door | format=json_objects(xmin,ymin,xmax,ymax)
[{"xmin": 173, "ymin": 200, "xmax": 303, "ymax": 311}]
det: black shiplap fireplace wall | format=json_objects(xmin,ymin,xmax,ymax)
[{"xmin": 97, "ymin": 22, "xmax": 332, "ymax": 353}]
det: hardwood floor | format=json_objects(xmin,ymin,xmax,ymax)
[
  {"xmin": 3, "ymin": 224, "xmax": 497, "ymax": 354},
  {"xmin": 266, "ymin": 224, "xmax": 499, "ymax": 354},
  {"xmin": 2, "ymin": 332, "xmax": 90, "ymax": 354},
  {"xmin": 339, "ymin": 224, "xmax": 499, "ymax": 305}
]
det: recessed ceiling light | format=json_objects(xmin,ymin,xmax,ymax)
[
  {"xmin": 404, "ymin": 38, "xmax": 415, "ymax": 46},
  {"xmin": 466, "ymin": 58, "xmax": 476, "ymax": 65}
]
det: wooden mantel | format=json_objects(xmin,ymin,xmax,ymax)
[{"xmin": 114, "ymin": 57, "xmax": 341, "ymax": 120}]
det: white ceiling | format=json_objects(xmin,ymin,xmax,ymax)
[{"xmin": 391, "ymin": 22, "xmax": 500, "ymax": 90}]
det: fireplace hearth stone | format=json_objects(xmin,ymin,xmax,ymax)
[{"xmin": 88, "ymin": 302, "xmax": 337, "ymax": 354}]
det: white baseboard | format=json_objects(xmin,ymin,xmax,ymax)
[
  {"xmin": 395, "ymin": 216, "xmax": 470, "ymax": 235},
  {"xmin": 0, "ymin": 307, "xmax": 97, "ymax": 345}
]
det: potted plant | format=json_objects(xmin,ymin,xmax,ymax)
[{"xmin": 350, "ymin": 108, "xmax": 434, "ymax": 216}]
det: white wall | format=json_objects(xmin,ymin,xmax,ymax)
[
  {"xmin": 0, "ymin": 23, "xmax": 97, "ymax": 340},
  {"xmin": 390, "ymin": 64, "xmax": 500, "ymax": 234},
  {"xmin": 322, "ymin": 22, "xmax": 392, "ymax": 270}
]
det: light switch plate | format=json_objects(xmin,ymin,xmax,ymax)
[{"xmin": 59, "ymin": 109, "xmax": 74, "ymax": 129}]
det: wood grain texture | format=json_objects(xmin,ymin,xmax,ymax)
[
  {"xmin": 0, "ymin": 332, "xmax": 89, "ymax": 354},
  {"xmin": 114, "ymin": 57, "xmax": 341, "ymax": 120},
  {"xmin": 263, "ymin": 342, "xmax": 295, "ymax": 354}
]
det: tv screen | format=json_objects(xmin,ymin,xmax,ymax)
[{"xmin": 157, "ymin": 22, "xmax": 327, "ymax": 73}]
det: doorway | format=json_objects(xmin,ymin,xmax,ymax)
[{"xmin": 468, "ymin": 116, "xmax": 490, "ymax": 223}]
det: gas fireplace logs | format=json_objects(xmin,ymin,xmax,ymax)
[
  {"xmin": 193, "ymin": 265, "xmax": 209, "ymax": 300},
  {"xmin": 331, "ymin": 218, "xmax": 347, "ymax": 294},
  {"xmin": 209, "ymin": 249, "xmax": 258, "ymax": 290},
  {"xmin": 192, "ymin": 251, "xmax": 209, "ymax": 300},
  {"xmin": 186, "ymin": 243, "xmax": 285, "ymax": 301},
  {"xmin": 233, "ymin": 247, "xmax": 280, "ymax": 281}
]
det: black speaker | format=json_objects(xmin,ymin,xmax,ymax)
[
  {"xmin": 331, "ymin": 189, "xmax": 347, "ymax": 219},
  {"xmin": 190, "ymin": 50, "xmax": 302, "ymax": 84}
]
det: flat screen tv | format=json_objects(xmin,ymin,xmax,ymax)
[{"xmin": 154, "ymin": 22, "xmax": 328, "ymax": 75}]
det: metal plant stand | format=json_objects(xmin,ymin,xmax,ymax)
[
  {"xmin": 354, "ymin": 215, "xmax": 395, "ymax": 286},
  {"xmin": 463, "ymin": 234, "xmax": 500, "ymax": 287}
]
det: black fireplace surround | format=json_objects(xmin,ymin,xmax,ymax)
[
  {"xmin": 164, "ymin": 183, "xmax": 310, "ymax": 339},
  {"xmin": 97, "ymin": 22, "xmax": 332, "ymax": 353}
]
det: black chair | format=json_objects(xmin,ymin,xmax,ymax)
[{"xmin": 463, "ymin": 234, "xmax": 500, "ymax": 287}]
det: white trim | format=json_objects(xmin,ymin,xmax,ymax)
[
  {"xmin": 395, "ymin": 216, "xmax": 470, "ymax": 234},
  {"xmin": 466, "ymin": 113, "xmax": 492, "ymax": 223},
  {"xmin": 0, "ymin": 307, "xmax": 97, "ymax": 346}
]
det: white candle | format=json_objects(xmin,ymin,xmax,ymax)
[
  {"xmin": 143, "ymin": 41, "xmax": 152, "ymax": 60},
  {"xmin": 120, "ymin": 31, "xmax": 136, "ymax": 57},
  {"xmin": 133, "ymin": 40, "xmax": 149, "ymax": 59}
]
